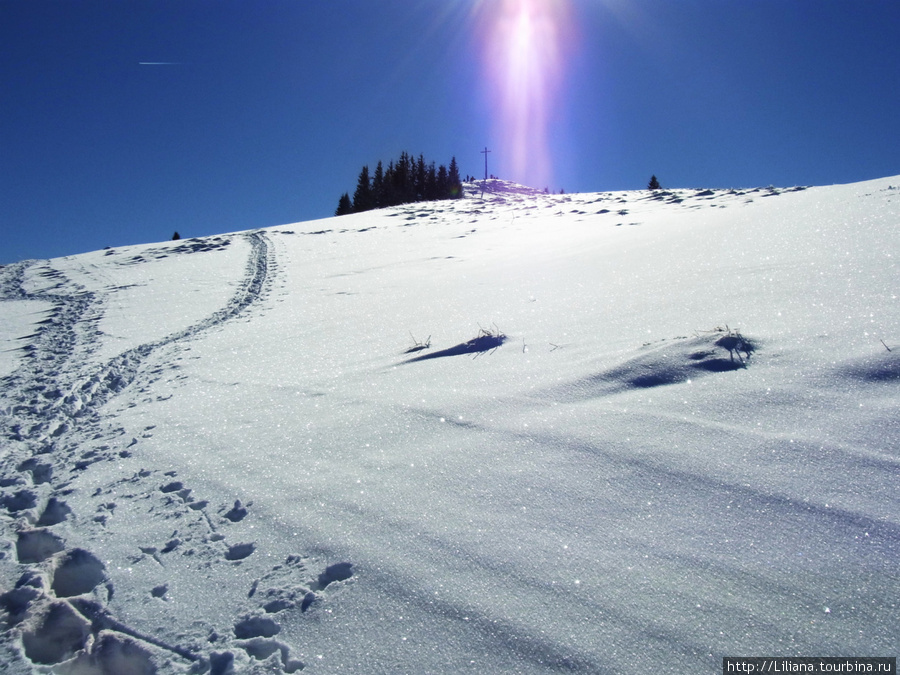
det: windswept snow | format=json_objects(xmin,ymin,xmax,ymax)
[{"xmin": 0, "ymin": 177, "xmax": 898, "ymax": 673}]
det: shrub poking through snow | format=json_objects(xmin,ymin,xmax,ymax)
[
  {"xmin": 405, "ymin": 325, "xmax": 507, "ymax": 362},
  {"xmin": 467, "ymin": 325, "xmax": 507, "ymax": 356},
  {"xmin": 712, "ymin": 327, "xmax": 754, "ymax": 364},
  {"xmin": 404, "ymin": 332, "xmax": 432, "ymax": 354}
]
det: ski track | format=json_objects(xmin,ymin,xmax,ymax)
[{"xmin": 0, "ymin": 231, "xmax": 339, "ymax": 673}]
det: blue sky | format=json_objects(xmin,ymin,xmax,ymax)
[{"xmin": 2, "ymin": 0, "xmax": 899, "ymax": 264}]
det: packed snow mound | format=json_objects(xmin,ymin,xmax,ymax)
[
  {"xmin": 0, "ymin": 176, "xmax": 898, "ymax": 673},
  {"xmin": 462, "ymin": 178, "xmax": 550, "ymax": 197},
  {"xmin": 554, "ymin": 327, "xmax": 756, "ymax": 399}
]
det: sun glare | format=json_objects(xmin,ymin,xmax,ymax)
[{"xmin": 477, "ymin": 0, "xmax": 575, "ymax": 189}]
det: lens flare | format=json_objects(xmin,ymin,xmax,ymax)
[{"xmin": 477, "ymin": 0, "xmax": 575, "ymax": 188}]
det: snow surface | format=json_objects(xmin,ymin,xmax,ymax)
[{"xmin": 0, "ymin": 177, "xmax": 898, "ymax": 673}]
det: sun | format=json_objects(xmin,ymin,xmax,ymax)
[{"xmin": 474, "ymin": 0, "xmax": 576, "ymax": 189}]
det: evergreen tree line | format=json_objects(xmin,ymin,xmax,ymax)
[{"xmin": 335, "ymin": 152, "xmax": 464, "ymax": 216}]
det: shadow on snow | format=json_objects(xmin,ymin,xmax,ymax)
[{"xmin": 404, "ymin": 331, "xmax": 507, "ymax": 363}]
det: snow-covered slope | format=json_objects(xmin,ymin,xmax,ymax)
[{"xmin": 1, "ymin": 177, "xmax": 898, "ymax": 673}]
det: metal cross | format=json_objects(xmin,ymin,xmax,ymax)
[{"xmin": 480, "ymin": 147, "xmax": 491, "ymax": 181}]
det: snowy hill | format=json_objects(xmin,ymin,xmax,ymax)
[{"xmin": 1, "ymin": 176, "xmax": 898, "ymax": 673}]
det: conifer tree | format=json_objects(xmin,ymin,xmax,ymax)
[
  {"xmin": 448, "ymin": 157, "xmax": 462, "ymax": 198},
  {"xmin": 392, "ymin": 154, "xmax": 406, "ymax": 204},
  {"xmin": 372, "ymin": 161, "xmax": 385, "ymax": 209},
  {"xmin": 398, "ymin": 152, "xmax": 415, "ymax": 203},
  {"xmin": 648, "ymin": 175, "xmax": 662, "ymax": 190},
  {"xmin": 425, "ymin": 162, "xmax": 438, "ymax": 201},
  {"xmin": 437, "ymin": 164, "xmax": 449, "ymax": 199},
  {"xmin": 415, "ymin": 154, "xmax": 427, "ymax": 201},
  {"xmin": 352, "ymin": 165, "xmax": 374, "ymax": 212},
  {"xmin": 383, "ymin": 160, "xmax": 397, "ymax": 207},
  {"xmin": 335, "ymin": 193, "xmax": 353, "ymax": 216}
]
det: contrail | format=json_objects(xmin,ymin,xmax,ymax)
[{"xmin": 139, "ymin": 62, "xmax": 181, "ymax": 65}]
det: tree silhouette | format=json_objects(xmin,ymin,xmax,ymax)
[
  {"xmin": 383, "ymin": 160, "xmax": 397, "ymax": 207},
  {"xmin": 335, "ymin": 193, "xmax": 353, "ymax": 216},
  {"xmin": 448, "ymin": 157, "xmax": 462, "ymax": 198},
  {"xmin": 415, "ymin": 154, "xmax": 427, "ymax": 201},
  {"xmin": 372, "ymin": 161, "xmax": 385, "ymax": 209},
  {"xmin": 352, "ymin": 165, "xmax": 374, "ymax": 212},
  {"xmin": 437, "ymin": 164, "xmax": 449, "ymax": 199},
  {"xmin": 648, "ymin": 175, "xmax": 662, "ymax": 190},
  {"xmin": 339, "ymin": 151, "xmax": 467, "ymax": 214},
  {"xmin": 393, "ymin": 152, "xmax": 414, "ymax": 204}
]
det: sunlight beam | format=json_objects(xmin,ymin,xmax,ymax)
[{"xmin": 476, "ymin": 0, "xmax": 576, "ymax": 189}]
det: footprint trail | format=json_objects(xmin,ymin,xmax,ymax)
[{"xmin": 0, "ymin": 231, "xmax": 352, "ymax": 672}]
